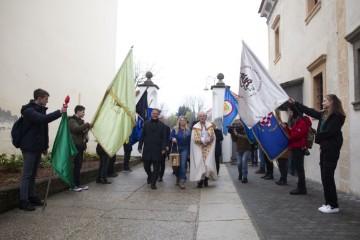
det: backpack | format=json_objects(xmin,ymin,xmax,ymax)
[
  {"xmin": 306, "ymin": 126, "xmax": 316, "ymax": 149},
  {"xmin": 11, "ymin": 116, "xmax": 24, "ymax": 148}
]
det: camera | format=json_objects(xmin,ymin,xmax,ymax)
[{"xmin": 227, "ymin": 125, "xmax": 245, "ymax": 135}]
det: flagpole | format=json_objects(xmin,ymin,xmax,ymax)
[{"xmin": 42, "ymin": 168, "xmax": 54, "ymax": 212}]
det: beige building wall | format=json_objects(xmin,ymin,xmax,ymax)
[
  {"xmin": 345, "ymin": 0, "xmax": 360, "ymax": 194},
  {"xmin": 0, "ymin": 0, "xmax": 118, "ymax": 154},
  {"xmin": 262, "ymin": 0, "xmax": 360, "ymax": 195}
]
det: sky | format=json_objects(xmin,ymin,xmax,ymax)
[{"xmin": 116, "ymin": 0, "xmax": 268, "ymax": 115}]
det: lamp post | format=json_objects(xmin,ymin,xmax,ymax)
[{"xmin": 204, "ymin": 76, "xmax": 216, "ymax": 91}]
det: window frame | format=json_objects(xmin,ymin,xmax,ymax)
[
  {"xmin": 307, "ymin": 54, "xmax": 327, "ymax": 110},
  {"xmin": 271, "ymin": 15, "xmax": 281, "ymax": 64},
  {"xmin": 345, "ymin": 26, "xmax": 360, "ymax": 110},
  {"xmin": 305, "ymin": 0, "xmax": 321, "ymax": 25}
]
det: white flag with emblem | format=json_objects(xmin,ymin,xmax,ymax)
[{"xmin": 238, "ymin": 41, "xmax": 289, "ymax": 128}]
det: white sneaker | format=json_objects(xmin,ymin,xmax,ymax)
[
  {"xmin": 318, "ymin": 204, "xmax": 328, "ymax": 211},
  {"xmin": 78, "ymin": 185, "xmax": 89, "ymax": 190},
  {"xmin": 319, "ymin": 205, "xmax": 339, "ymax": 213},
  {"xmin": 70, "ymin": 186, "xmax": 82, "ymax": 192}
]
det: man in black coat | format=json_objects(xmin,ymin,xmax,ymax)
[
  {"xmin": 19, "ymin": 88, "xmax": 67, "ymax": 211},
  {"xmin": 138, "ymin": 108, "xmax": 167, "ymax": 189}
]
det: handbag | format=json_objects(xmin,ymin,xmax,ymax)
[{"xmin": 169, "ymin": 143, "xmax": 180, "ymax": 167}]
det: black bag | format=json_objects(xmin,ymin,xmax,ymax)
[
  {"xmin": 11, "ymin": 116, "xmax": 24, "ymax": 148},
  {"xmin": 306, "ymin": 127, "xmax": 316, "ymax": 149}
]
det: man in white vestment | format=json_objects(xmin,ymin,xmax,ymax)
[{"xmin": 190, "ymin": 112, "xmax": 217, "ymax": 188}]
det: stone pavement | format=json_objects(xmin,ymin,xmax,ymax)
[
  {"xmin": 227, "ymin": 162, "xmax": 360, "ymax": 240},
  {"xmin": 0, "ymin": 163, "xmax": 258, "ymax": 240}
]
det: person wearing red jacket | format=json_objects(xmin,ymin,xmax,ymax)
[{"xmin": 283, "ymin": 106, "xmax": 312, "ymax": 195}]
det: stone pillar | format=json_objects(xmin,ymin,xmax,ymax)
[
  {"xmin": 137, "ymin": 71, "xmax": 160, "ymax": 108},
  {"xmin": 211, "ymin": 73, "xmax": 233, "ymax": 163}
]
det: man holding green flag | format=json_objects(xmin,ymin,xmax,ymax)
[{"xmin": 91, "ymin": 48, "xmax": 136, "ymax": 157}]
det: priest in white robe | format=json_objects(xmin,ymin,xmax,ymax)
[{"xmin": 190, "ymin": 112, "xmax": 217, "ymax": 188}]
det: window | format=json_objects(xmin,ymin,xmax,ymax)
[
  {"xmin": 271, "ymin": 15, "xmax": 281, "ymax": 64},
  {"xmin": 307, "ymin": 54, "xmax": 326, "ymax": 110},
  {"xmin": 345, "ymin": 25, "xmax": 360, "ymax": 110},
  {"xmin": 305, "ymin": 0, "xmax": 321, "ymax": 25}
]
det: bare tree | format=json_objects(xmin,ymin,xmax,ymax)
[
  {"xmin": 184, "ymin": 96, "xmax": 205, "ymax": 122},
  {"xmin": 134, "ymin": 58, "xmax": 157, "ymax": 87},
  {"xmin": 159, "ymin": 102, "xmax": 169, "ymax": 117},
  {"xmin": 196, "ymin": 97, "xmax": 205, "ymax": 113}
]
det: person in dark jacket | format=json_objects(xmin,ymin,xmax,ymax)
[
  {"xmin": 213, "ymin": 123, "xmax": 223, "ymax": 175},
  {"xmin": 138, "ymin": 108, "xmax": 167, "ymax": 189},
  {"xmin": 289, "ymin": 94, "xmax": 346, "ymax": 213},
  {"xmin": 68, "ymin": 105, "xmax": 92, "ymax": 192},
  {"xmin": 96, "ymin": 143, "xmax": 112, "ymax": 184},
  {"xmin": 158, "ymin": 115, "xmax": 170, "ymax": 182},
  {"xmin": 19, "ymin": 88, "xmax": 67, "ymax": 211}
]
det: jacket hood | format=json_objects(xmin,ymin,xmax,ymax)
[{"xmin": 20, "ymin": 100, "xmax": 47, "ymax": 115}]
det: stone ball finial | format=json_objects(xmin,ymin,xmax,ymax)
[
  {"xmin": 146, "ymin": 71, "xmax": 153, "ymax": 79},
  {"xmin": 217, "ymin": 73, "xmax": 224, "ymax": 80}
]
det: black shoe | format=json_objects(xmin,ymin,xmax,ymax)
[
  {"xmin": 197, "ymin": 180, "xmax": 203, "ymax": 188},
  {"xmin": 238, "ymin": 175, "xmax": 243, "ymax": 181},
  {"xmin": 107, "ymin": 173, "xmax": 118, "ymax": 178},
  {"xmin": 29, "ymin": 196, "xmax": 44, "ymax": 206},
  {"xmin": 19, "ymin": 200, "xmax": 35, "ymax": 211},
  {"xmin": 290, "ymin": 188, "xmax": 307, "ymax": 195},
  {"xmin": 204, "ymin": 178, "xmax": 209, "ymax": 187},
  {"xmin": 158, "ymin": 177, "xmax": 163, "ymax": 182},
  {"xmin": 264, "ymin": 174, "xmax": 274, "ymax": 180},
  {"xmin": 261, "ymin": 174, "xmax": 268, "ymax": 179},
  {"xmin": 275, "ymin": 180, "xmax": 288, "ymax": 185},
  {"xmin": 255, "ymin": 169, "xmax": 266, "ymax": 174},
  {"xmin": 151, "ymin": 185, "xmax": 157, "ymax": 189},
  {"xmin": 102, "ymin": 179, "xmax": 112, "ymax": 184},
  {"xmin": 147, "ymin": 176, "xmax": 151, "ymax": 184},
  {"xmin": 242, "ymin": 178, "xmax": 248, "ymax": 183}
]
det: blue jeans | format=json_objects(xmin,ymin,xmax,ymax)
[
  {"xmin": 237, "ymin": 151, "xmax": 250, "ymax": 178},
  {"xmin": 175, "ymin": 146, "xmax": 189, "ymax": 181},
  {"xmin": 258, "ymin": 148, "xmax": 266, "ymax": 169},
  {"xmin": 20, "ymin": 151, "xmax": 42, "ymax": 200}
]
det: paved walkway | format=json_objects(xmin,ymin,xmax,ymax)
[
  {"xmin": 0, "ymin": 163, "xmax": 258, "ymax": 240},
  {"xmin": 227, "ymin": 163, "xmax": 360, "ymax": 240}
]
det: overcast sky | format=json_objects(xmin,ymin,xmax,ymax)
[{"xmin": 116, "ymin": 0, "xmax": 268, "ymax": 115}]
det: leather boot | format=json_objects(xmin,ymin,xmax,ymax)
[
  {"xmin": 290, "ymin": 183, "xmax": 307, "ymax": 195},
  {"xmin": 197, "ymin": 180, "xmax": 204, "ymax": 188}
]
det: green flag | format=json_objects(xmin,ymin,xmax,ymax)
[
  {"xmin": 91, "ymin": 48, "xmax": 136, "ymax": 157},
  {"xmin": 51, "ymin": 113, "xmax": 78, "ymax": 188}
]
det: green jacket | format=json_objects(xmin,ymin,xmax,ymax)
[{"xmin": 68, "ymin": 115, "xmax": 90, "ymax": 150}]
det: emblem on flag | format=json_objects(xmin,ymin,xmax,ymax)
[
  {"xmin": 223, "ymin": 100, "xmax": 234, "ymax": 117},
  {"xmin": 260, "ymin": 112, "xmax": 273, "ymax": 127}
]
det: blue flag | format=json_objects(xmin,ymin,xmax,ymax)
[
  {"xmin": 223, "ymin": 88, "xmax": 238, "ymax": 135},
  {"xmin": 129, "ymin": 90, "xmax": 148, "ymax": 145},
  {"xmin": 223, "ymin": 88, "xmax": 255, "ymax": 143},
  {"xmin": 252, "ymin": 112, "xmax": 288, "ymax": 161}
]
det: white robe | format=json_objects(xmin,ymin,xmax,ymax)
[{"xmin": 190, "ymin": 121, "xmax": 218, "ymax": 182}]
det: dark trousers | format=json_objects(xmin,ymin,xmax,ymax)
[
  {"xmin": 292, "ymin": 149, "xmax": 306, "ymax": 186},
  {"xmin": 215, "ymin": 155, "xmax": 220, "ymax": 175},
  {"xmin": 143, "ymin": 160, "xmax": 160, "ymax": 185},
  {"xmin": 320, "ymin": 149, "xmax": 340, "ymax": 208},
  {"xmin": 73, "ymin": 149, "xmax": 84, "ymax": 186},
  {"xmin": 123, "ymin": 149, "xmax": 131, "ymax": 170},
  {"xmin": 159, "ymin": 153, "xmax": 166, "ymax": 179},
  {"xmin": 97, "ymin": 154, "xmax": 109, "ymax": 180},
  {"xmin": 265, "ymin": 155, "xmax": 273, "ymax": 174},
  {"xmin": 277, "ymin": 158, "xmax": 288, "ymax": 182},
  {"xmin": 20, "ymin": 151, "xmax": 42, "ymax": 200},
  {"xmin": 107, "ymin": 156, "xmax": 116, "ymax": 175}
]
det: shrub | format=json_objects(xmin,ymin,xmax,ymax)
[
  {"xmin": 84, "ymin": 151, "xmax": 99, "ymax": 161},
  {"xmin": 0, "ymin": 154, "xmax": 23, "ymax": 172}
]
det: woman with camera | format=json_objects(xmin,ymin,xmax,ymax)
[
  {"xmin": 289, "ymin": 95, "xmax": 345, "ymax": 213},
  {"xmin": 282, "ymin": 105, "xmax": 312, "ymax": 195}
]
